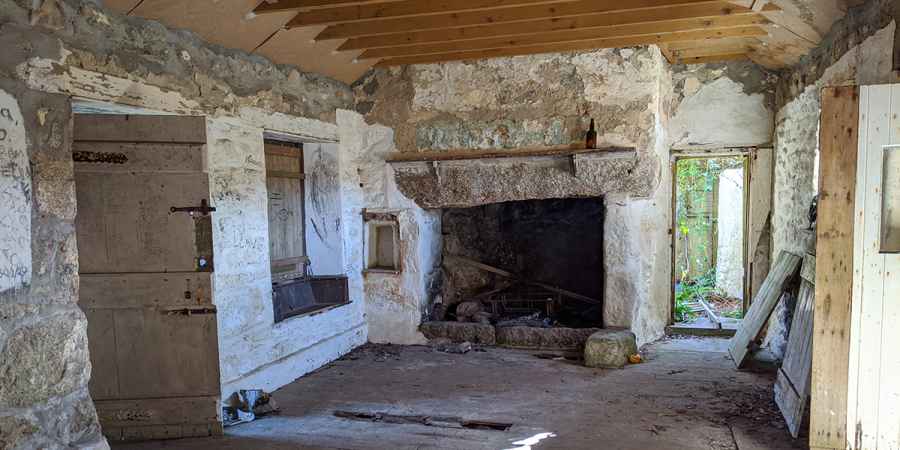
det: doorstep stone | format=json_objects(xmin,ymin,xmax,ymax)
[
  {"xmin": 584, "ymin": 330, "xmax": 638, "ymax": 369},
  {"xmin": 419, "ymin": 321, "xmax": 496, "ymax": 345}
]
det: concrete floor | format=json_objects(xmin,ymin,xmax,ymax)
[{"xmin": 116, "ymin": 337, "xmax": 806, "ymax": 450}]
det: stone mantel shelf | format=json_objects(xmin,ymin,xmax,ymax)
[{"xmin": 385, "ymin": 145, "xmax": 636, "ymax": 164}]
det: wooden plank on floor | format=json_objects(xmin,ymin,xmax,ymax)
[
  {"xmin": 775, "ymin": 253, "xmax": 815, "ymax": 438},
  {"xmin": 811, "ymin": 85, "xmax": 859, "ymax": 450},
  {"xmin": 728, "ymin": 250, "xmax": 801, "ymax": 369}
]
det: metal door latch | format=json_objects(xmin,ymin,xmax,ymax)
[{"xmin": 170, "ymin": 199, "xmax": 216, "ymax": 216}]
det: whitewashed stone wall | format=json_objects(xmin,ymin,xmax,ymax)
[
  {"xmin": 337, "ymin": 110, "xmax": 442, "ymax": 345},
  {"xmin": 208, "ymin": 117, "xmax": 367, "ymax": 398},
  {"xmin": 716, "ymin": 168, "xmax": 745, "ymax": 299},
  {"xmin": 0, "ymin": 89, "xmax": 31, "ymax": 293}
]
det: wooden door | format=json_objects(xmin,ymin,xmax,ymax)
[
  {"xmin": 73, "ymin": 115, "xmax": 222, "ymax": 441},
  {"xmin": 265, "ymin": 141, "xmax": 306, "ymax": 277},
  {"xmin": 746, "ymin": 147, "xmax": 773, "ymax": 304}
]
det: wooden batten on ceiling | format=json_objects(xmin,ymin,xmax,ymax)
[{"xmin": 247, "ymin": 0, "xmax": 827, "ymax": 70}]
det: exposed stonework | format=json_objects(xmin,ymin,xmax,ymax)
[
  {"xmin": 355, "ymin": 49, "xmax": 664, "ymax": 208},
  {"xmin": 775, "ymin": 0, "xmax": 899, "ymax": 109},
  {"xmin": 1, "ymin": 0, "xmax": 352, "ymax": 122},
  {"xmin": 0, "ymin": 81, "xmax": 106, "ymax": 448}
]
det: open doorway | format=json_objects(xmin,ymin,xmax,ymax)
[{"xmin": 671, "ymin": 154, "xmax": 750, "ymax": 333}]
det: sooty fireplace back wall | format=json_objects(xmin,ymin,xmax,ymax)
[{"xmin": 441, "ymin": 198, "xmax": 605, "ymax": 327}]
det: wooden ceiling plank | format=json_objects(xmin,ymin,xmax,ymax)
[
  {"xmin": 284, "ymin": 0, "xmax": 582, "ymax": 27},
  {"xmin": 665, "ymin": 35, "xmax": 758, "ymax": 50},
  {"xmin": 671, "ymin": 40, "xmax": 757, "ymax": 58},
  {"xmin": 373, "ymin": 27, "xmax": 768, "ymax": 66},
  {"xmin": 254, "ymin": 0, "xmax": 403, "ymax": 14},
  {"xmin": 314, "ymin": 0, "xmax": 778, "ymax": 40},
  {"xmin": 676, "ymin": 52, "xmax": 749, "ymax": 63},
  {"xmin": 338, "ymin": 2, "xmax": 773, "ymax": 51},
  {"xmin": 358, "ymin": 19, "xmax": 767, "ymax": 59}
]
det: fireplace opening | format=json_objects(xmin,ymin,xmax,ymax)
[{"xmin": 439, "ymin": 197, "xmax": 605, "ymax": 329}]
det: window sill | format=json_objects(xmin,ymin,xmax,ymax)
[
  {"xmin": 276, "ymin": 302, "xmax": 351, "ymax": 324},
  {"xmin": 363, "ymin": 268, "xmax": 401, "ymax": 276}
]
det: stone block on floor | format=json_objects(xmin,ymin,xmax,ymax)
[
  {"xmin": 496, "ymin": 326, "xmax": 599, "ymax": 351},
  {"xmin": 584, "ymin": 330, "xmax": 638, "ymax": 369},
  {"xmin": 419, "ymin": 321, "xmax": 496, "ymax": 345}
]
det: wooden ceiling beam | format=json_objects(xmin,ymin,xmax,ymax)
[
  {"xmin": 254, "ymin": 0, "xmax": 402, "ymax": 15},
  {"xmin": 373, "ymin": 26, "xmax": 768, "ymax": 66},
  {"xmin": 339, "ymin": 2, "xmax": 775, "ymax": 51},
  {"xmin": 283, "ymin": 0, "xmax": 581, "ymax": 28},
  {"xmin": 314, "ymin": 0, "xmax": 764, "ymax": 40},
  {"xmin": 358, "ymin": 18, "xmax": 767, "ymax": 59}
]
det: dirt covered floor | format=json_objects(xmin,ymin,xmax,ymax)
[{"xmin": 116, "ymin": 337, "xmax": 804, "ymax": 450}]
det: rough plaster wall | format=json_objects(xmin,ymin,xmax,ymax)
[
  {"xmin": 669, "ymin": 62, "xmax": 776, "ymax": 149},
  {"xmin": 0, "ymin": 82, "xmax": 106, "ymax": 448},
  {"xmin": 337, "ymin": 110, "xmax": 441, "ymax": 345},
  {"xmin": 716, "ymin": 168, "xmax": 745, "ymax": 299},
  {"xmin": 357, "ymin": 48, "xmax": 673, "ymax": 346},
  {"xmin": 304, "ymin": 143, "xmax": 344, "ymax": 276}
]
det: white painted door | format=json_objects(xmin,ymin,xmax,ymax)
[{"xmin": 846, "ymin": 84, "xmax": 900, "ymax": 449}]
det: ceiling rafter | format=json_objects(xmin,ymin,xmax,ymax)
[
  {"xmin": 254, "ymin": 0, "xmax": 404, "ymax": 14},
  {"xmin": 358, "ymin": 18, "xmax": 768, "ymax": 60},
  {"xmin": 314, "ymin": 0, "xmax": 753, "ymax": 40},
  {"xmin": 372, "ymin": 26, "xmax": 768, "ymax": 67},
  {"xmin": 338, "ymin": 2, "xmax": 774, "ymax": 51},
  {"xmin": 278, "ymin": 0, "xmax": 582, "ymax": 27}
]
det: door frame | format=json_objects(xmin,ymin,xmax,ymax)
[{"xmin": 669, "ymin": 148, "xmax": 754, "ymax": 325}]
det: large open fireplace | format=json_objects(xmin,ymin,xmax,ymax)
[{"xmin": 438, "ymin": 197, "xmax": 605, "ymax": 329}]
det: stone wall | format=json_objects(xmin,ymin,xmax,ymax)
[
  {"xmin": 0, "ymin": 0, "xmax": 365, "ymax": 446},
  {"xmin": 0, "ymin": 82, "xmax": 107, "ymax": 450},
  {"xmin": 716, "ymin": 168, "xmax": 746, "ymax": 299},
  {"xmin": 338, "ymin": 111, "xmax": 442, "ymax": 345},
  {"xmin": 355, "ymin": 48, "xmax": 674, "ymax": 346},
  {"xmin": 766, "ymin": 0, "xmax": 898, "ymax": 358}
]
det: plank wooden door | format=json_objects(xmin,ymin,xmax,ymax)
[
  {"xmin": 73, "ymin": 115, "xmax": 222, "ymax": 442},
  {"xmin": 747, "ymin": 147, "xmax": 773, "ymax": 304},
  {"xmin": 775, "ymin": 253, "xmax": 815, "ymax": 438},
  {"xmin": 728, "ymin": 250, "xmax": 801, "ymax": 368},
  {"xmin": 264, "ymin": 141, "xmax": 306, "ymax": 277}
]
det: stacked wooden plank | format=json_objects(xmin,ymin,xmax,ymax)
[{"xmin": 775, "ymin": 253, "xmax": 816, "ymax": 438}]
